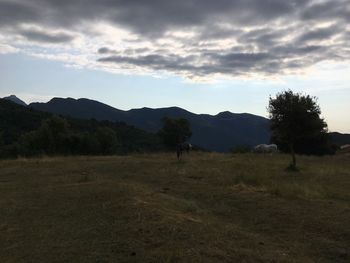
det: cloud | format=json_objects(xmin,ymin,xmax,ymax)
[
  {"xmin": 97, "ymin": 47, "xmax": 112, "ymax": 54},
  {"xmin": 0, "ymin": 0, "xmax": 312, "ymax": 34},
  {"xmin": 0, "ymin": 43, "xmax": 18, "ymax": 54},
  {"xmin": 0, "ymin": 1, "xmax": 40, "ymax": 26},
  {"xmin": 19, "ymin": 28, "xmax": 75, "ymax": 43},
  {"xmin": 297, "ymin": 25, "xmax": 342, "ymax": 43},
  {"xmin": 0, "ymin": 0, "xmax": 349, "ymax": 79},
  {"xmin": 300, "ymin": 0, "xmax": 350, "ymax": 22}
]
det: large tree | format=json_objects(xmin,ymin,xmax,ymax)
[
  {"xmin": 268, "ymin": 90, "xmax": 328, "ymax": 168},
  {"xmin": 158, "ymin": 117, "xmax": 192, "ymax": 148}
]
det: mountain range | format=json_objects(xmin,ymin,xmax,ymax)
[
  {"xmin": 0, "ymin": 97, "xmax": 164, "ymax": 158},
  {"xmin": 3, "ymin": 95, "xmax": 350, "ymax": 152},
  {"xmin": 28, "ymin": 97, "xmax": 270, "ymax": 152}
]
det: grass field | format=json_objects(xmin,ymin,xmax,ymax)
[{"xmin": 1, "ymin": 152, "xmax": 349, "ymax": 262}]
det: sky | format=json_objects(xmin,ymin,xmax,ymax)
[{"xmin": 0, "ymin": 0, "xmax": 349, "ymax": 133}]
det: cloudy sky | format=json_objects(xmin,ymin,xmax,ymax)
[{"xmin": 0, "ymin": 0, "xmax": 349, "ymax": 132}]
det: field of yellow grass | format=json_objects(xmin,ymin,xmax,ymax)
[{"xmin": 1, "ymin": 152, "xmax": 349, "ymax": 262}]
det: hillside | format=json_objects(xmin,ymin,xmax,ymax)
[
  {"xmin": 30, "ymin": 97, "xmax": 125, "ymax": 121},
  {"xmin": 329, "ymin": 132, "xmax": 350, "ymax": 146},
  {"xmin": 0, "ymin": 99, "xmax": 163, "ymax": 156},
  {"xmin": 0, "ymin": 99, "xmax": 51, "ymax": 145},
  {"xmin": 30, "ymin": 97, "xmax": 270, "ymax": 151},
  {"xmin": 1, "ymin": 153, "xmax": 349, "ymax": 262},
  {"xmin": 3, "ymin": 95, "xmax": 27, "ymax": 106}
]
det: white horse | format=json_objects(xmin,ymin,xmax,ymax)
[
  {"xmin": 340, "ymin": 144, "xmax": 350, "ymax": 150},
  {"xmin": 253, "ymin": 144, "xmax": 278, "ymax": 153},
  {"xmin": 338, "ymin": 144, "xmax": 350, "ymax": 154}
]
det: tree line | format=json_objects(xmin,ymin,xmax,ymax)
[
  {"xmin": 0, "ymin": 90, "xmax": 341, "ymax": 165},
  {"xmin": 0, "ymin": 99, "xmax": 163, "ymax": 158}
]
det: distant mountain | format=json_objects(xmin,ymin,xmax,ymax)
[
  {"xmin": 30, "ymin": 98, "xmax": 124, "ymax": 121},
  {"xmin": 30, "ymin": 97, "xmax": 270, "ymax": 152},
  {"xmin": 3, "ymin": 95, "xmax": 27, "ymax": 107},
  {"xmin": 329, "ymin": 132, "xmax": 350, "ymax": 146},
  {"xmin": 0, "ymin": 98, "xmax": 50, "ymax": 146},
  {"xmin": 0, "ymin": 98, "xmax": 163, "ymax": 156}
]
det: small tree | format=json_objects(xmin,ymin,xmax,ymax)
[
  {"xmin": 268, "ymin": 90, "xmax": 328, "ymax": 169},
  {"xmin": 40, "ymin": 116, "xmax": 70, "ymax": 154},
  {"xmin": 95, "ymin": 127, "xmax": 119, "ymax": 154},
  {"xmin": 158, "ymin": 117, "xmax": 192, "ymax": 148}
]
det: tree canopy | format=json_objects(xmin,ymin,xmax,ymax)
[
  {"xmin": 268, "ymin": 90, "xmax": 329, "ymax": 168},
  {"xmin": 158, "ymin": 117, "xmax": 192, "ymax": 148},
  {"xmin": 0, "ymin": 99, "xmax": 164, "ymax": 158}
]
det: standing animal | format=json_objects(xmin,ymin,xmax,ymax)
[
  {"xmin": 338, "ymin": 144, "xmax": 350, "ymax": 154},
  {"xmin": 176, "ymin": 142, "xmax": 192, "ymax": 159},
  {"xmin": 253, "ymin": 144, "xmax": 278, "ymax": 153},
  {"xmin": 340, "ymin": 144, "xmax": 350, "ymax": 150}
]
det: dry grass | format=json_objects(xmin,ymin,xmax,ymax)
[{"xmin": 0, "ymin": 152, "xmax": 349, "ymax": 262}]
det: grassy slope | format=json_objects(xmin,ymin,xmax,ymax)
[{"xmin": 0, "ymin": 153, "xmax": 349, "ymax": 262}]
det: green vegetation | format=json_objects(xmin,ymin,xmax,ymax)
[
  {"xmin": 1, "ymin": 153, "xmax": 349, "ymax": 262},
  {"xmin": 158, "ymin": 117, "xmax": 192, "ymax": 147},
  {"xmin": 268, "ymin": 90, "xmax": 331, "ymax": 168},
  {"xmin": 0, "ymin": 99, "xmax": 163, "ymax": 158}
]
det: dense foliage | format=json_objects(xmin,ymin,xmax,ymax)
[
  {"xmin": 0, "ymin": 99, "xmax": 163, "ymax": 158},
  {"xmin": 158, "ymin": 117, "xmax": 192, "ymax": 148},
  {"xmin": 268, "ymin": 90, "xmax": 331, "ymax": 167}
]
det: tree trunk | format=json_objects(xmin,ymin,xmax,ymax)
[{"xmin": 290, "ymin": 143, "xmax": 296, "ymax": 168}]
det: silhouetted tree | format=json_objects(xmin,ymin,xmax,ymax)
[
  {"xmin": 40, "ymin": 116, "xmax": 70, "ymax": 154},
  {"xmin": 158, "ymin": 117, "xmax": 192, "ymax": 148},
  {"xmin": 95, "ymin": 127, "xmax": 119, "ymax": 154},
  {"xmin": 19, "ymin": 116, "xmax": 70, "ymax": 155},
  {"xmin": 268, "ymin": 90, "xmax": 328, "ymax": 169},
  {"xmin": 0, "ymin": 131, "xmax": 3, "ymax": 147}
]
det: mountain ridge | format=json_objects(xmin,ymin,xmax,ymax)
[
  {"xmin": 29, "ymin": 97, "xmax": 271, "ymax": 151},
  {"xmin": 3, "ymin": 95, "xmax": 349, "ymax": 152},
  {"xmin": 0, "ymin": 98, "xmax": 163, "ymax": 157},
  {"xmin": 3, "ymin": 95, "xmax": 27, "ymax": 107}
]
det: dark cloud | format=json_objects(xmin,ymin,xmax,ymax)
[
  {"xmin": 0, "ymin": 0, "xmax": 312, "ymax": 34},
  {"xmin": 237, "ymin": 28, "xmax": 292, "ymax": 49},
  {"xmin": 0, "ymin": 0, "xmax": 349, "ymax": 78},
  {"xmin": 98, "ymin": 47, "xmax": 112, "ymax": 54},
  {"xmin": 97, "ymin": 41, "xmax": 340, "ymax": 77},
  {"xmin": 300, "ymin": 0, "xmax": 350, "ymax": 22},
  {"xmin": 19, "ymin": 29, "xmax": 74, "ymax": 43},
  {"xmin": 98, "ymin": 54, "xmax": 194, "ymax": 71},
  {"xmin": 271, "ymin": 45, "xmax": 324, "ymax": 57},
  {"xmin": 215, "ymin": 52, "xmax": 271, "ymax": 68},
  {"xmin": 297, "ymin": 25, "xmax": 341, "ymax": 43},
  {"xmin": 97, "ymin": 47, "xmax": 150, "ymax": 55},
  {"xmin": 0, "ymin": 1, "xmax": 40, "ymax": 26},
  {"xmin": 98, "ymin": 51, "xmax": 280, "ymax": 77}
]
